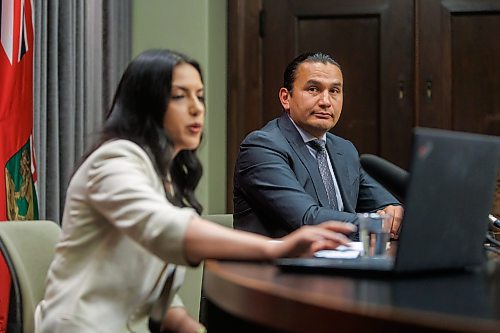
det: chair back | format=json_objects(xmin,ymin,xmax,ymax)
[
  {"xmin": 196, "ymin": 214, "xmax": 233, "ymax": 325},
  {"xmin": 0, "ymin": 221, "xmax": 61, "ymax": 333}
]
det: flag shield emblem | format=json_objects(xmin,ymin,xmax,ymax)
[{"xmin": 5, "ymin": 139, "xmax": 38, "ymax": 220}]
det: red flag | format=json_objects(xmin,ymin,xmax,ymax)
[
  {"xmin": 0, "ymin": 0, "xmax": 38, "ymax": 221},
  {"xmin": 1, "ymin": 1, "xmax": 37, "ymax": 328}
]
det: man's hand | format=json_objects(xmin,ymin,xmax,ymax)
[{"xmin": 378, "ymin": 205, "xmax": 404, "ymax": 239}]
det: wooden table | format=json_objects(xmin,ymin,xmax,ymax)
[{"xmin": 203, "ymin": 257, "xmax": 500, "ymax": 333}]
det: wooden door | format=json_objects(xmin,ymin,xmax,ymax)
[{"xmin": 417, "ymin": 0, "xmax": 500, "ymax": 135}]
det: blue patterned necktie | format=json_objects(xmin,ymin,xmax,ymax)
[{"xmin": 308, "ymin": 139, "xmax": 338, "ymax": 210}]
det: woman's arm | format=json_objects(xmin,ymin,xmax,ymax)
[{"xmin": 183, "ymin": 216, "xmax": 357, "ymax": 265}]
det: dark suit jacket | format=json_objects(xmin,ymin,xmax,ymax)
[{"xmin": 233, "ymin": 114, "xmax": 400, "ymax": 238}]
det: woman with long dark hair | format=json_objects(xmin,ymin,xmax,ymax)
[{"xmin": 35, "ymin": 49, "xmax": 355, "ymax": 333}]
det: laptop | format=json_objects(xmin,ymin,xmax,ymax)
[{"xmin": 276, "ymin": 127, "xmax": 500, "ymax": 273}]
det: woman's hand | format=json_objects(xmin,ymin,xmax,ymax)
[
  {"xmin": 161, "ymin": 307, "xmax": 205, "ymax": 333},
  {"xmin": 268, "ymin": 221, "xmax": 357, "ymax": 259}
]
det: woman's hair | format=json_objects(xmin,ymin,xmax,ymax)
[{"xmin": 83, "ymin": 49, "xmax": 204, "ymax": 213}]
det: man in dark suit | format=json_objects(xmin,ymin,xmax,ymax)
[{"xmin": 233, "ymin": 52, "xmax": 404, "ymax": 239}]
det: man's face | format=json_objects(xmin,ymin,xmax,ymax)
[{"xmin": 279, "ymin": 61, "xmax": 343, "ymax": 138}]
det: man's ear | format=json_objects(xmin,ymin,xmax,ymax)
[{"xmin": 279, "ymin": 88, "xmax": 290, "ymax": 110}]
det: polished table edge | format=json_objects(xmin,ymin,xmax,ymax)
[{"xmin": 203, "ymin": 259, "xmax": 500, "ymax": 333}]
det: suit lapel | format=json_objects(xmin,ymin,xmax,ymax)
[
  {"xmin": 326, "ymin": 134, "xmax": 354, "ymax": 211},
  {"xmin": 278, "ymin": 114, "xmax": 330, "ymax": 207}
]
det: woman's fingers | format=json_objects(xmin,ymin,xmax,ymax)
[
  {"xmin": 309, "ymin": 238, "xmax": 348, "ymax": 254},
  {"xmin": 309, "ymin": 226, "xmax": 352, "ymax": 245},
  {"xmin": 279, "ymin": 223, "xmax": 355, "ymax": 258}
]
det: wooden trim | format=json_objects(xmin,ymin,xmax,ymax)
[{"xmin": 227, "ymin": 0, "xmax": 263, "ymax": 212}]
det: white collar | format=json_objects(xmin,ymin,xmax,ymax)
[{"xmin": 286, "ymin": 114, "xmax": 327, "ymax": 144}]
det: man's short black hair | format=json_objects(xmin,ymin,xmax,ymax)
[{"xmin": 283, "ymin": 52, "xmax": 341, "ymax": 92}]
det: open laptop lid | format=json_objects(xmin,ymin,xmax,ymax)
[{"xmin": 394, "ymin": 128, "xmax": 500, "ymax": 272}]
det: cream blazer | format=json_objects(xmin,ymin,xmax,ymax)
[{"xmin": 35, "ymin": 140, "xmax": 197, "ymax": 333}]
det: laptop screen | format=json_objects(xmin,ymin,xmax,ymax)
[{"xmin": 394, "ymin": 128, "xmax": 500, "ymax": 271}]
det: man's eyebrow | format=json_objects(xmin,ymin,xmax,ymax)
[
  {"xmin": 304, "ymin": 80, "xmax": 342, "ymax": 87},
  {"xmin": 304, "ymin": 80, "xmax": 320, "ymax": 86}
]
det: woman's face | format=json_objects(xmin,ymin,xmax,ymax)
[{"xmin": 164, "ymin": 63, "xmax": 205, "ymax": 155}]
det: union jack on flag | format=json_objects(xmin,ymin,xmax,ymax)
[{"xmin": 1, "ymin": 0, "xmax": 32, "ymax": 65}]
